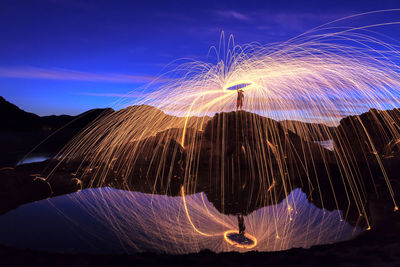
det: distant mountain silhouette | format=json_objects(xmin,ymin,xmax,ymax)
[
  {"xmin": 0, "ymin": 96, "xmax": 114, "ymax": 166},
  {"xmin": 0, "ymin": 96, "xmax": 113, "ymax": 132},
  {"xmin": 0, "ymin": 96, "xmax": 41, "ymax": 131}
]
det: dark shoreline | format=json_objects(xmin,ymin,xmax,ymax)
[{"xmin": 1, "ymin": 221, "xmax": 399, "ymax": 267}]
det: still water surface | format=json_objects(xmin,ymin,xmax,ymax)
[{"xmin": 0, "ymin": 187, "xmax": 360, "ymax": 254}]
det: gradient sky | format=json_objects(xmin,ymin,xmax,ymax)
[{"xmin": 1, "ymin": 0, "xmax": 400, "ymax": 115}]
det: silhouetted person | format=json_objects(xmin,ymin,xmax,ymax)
[
  {"xmin": 236, "ymin": 89, "xmax": 244, "ymax": 111},
  {"xmin": 238, "ymin": 214, "xmax": 245, "ymax": 235}
]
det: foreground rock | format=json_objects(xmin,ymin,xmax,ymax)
[
  {"xmin": 0, "ymin": 161, "xmax": 82, "ymax": 215},
  {"xmin": 0, "ymin": 165, "xmax": 51, "ymax": 215}
]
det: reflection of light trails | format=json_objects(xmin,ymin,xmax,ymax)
[
  {"xmin": 0, "ymin": 187, "xmax": 359, "ymax": 254},
  {"xmin": 59, "ymin": 188, "xmax": 359, "ymax": 254},
  {"xmin": 181, "ymin": 186, "xmax": 224, "ymax": 237},
  {"xmin": 223, "ymin": 230, "xmax": 257, "ymax": 249}
]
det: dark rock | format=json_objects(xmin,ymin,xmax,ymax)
[
  {"xmin": 196, "ymin": 111, "xmax": 335, "ymax": 215},
  {"xmin": 332, "ymin": 108, "xmax": 400, "ymax": 225},
  {"xmin": 280, "ymin": 119, "xmax": 335, "ymax": 141},
  {"xmin": 333, "ymin": 108, "xmax": 400, "ymax": 160},
  {"xmin": 0, "ymin": 165, "xmax": 52, "ymax": 215}
]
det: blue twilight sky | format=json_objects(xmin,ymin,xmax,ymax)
[{"xmin": 1, "ymin": 0, "xmax": 400, "ymax": 115}]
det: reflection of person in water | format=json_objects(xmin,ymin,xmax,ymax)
[
  {"xmin": 238, "ymin": 214, "xmax": 245, "ymax": 235},
  {"xmin": 236, "ymin": 89, "xmax": 244, "ymax": 111}
]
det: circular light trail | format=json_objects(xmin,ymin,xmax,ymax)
[{"xmin": 223, "ymin": 230, "xmax": 257, "ymax": 249}]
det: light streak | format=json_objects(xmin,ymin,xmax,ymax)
[
  {"xmin": 223, "ymin": 230, "xmax": 257, "ymax": 249},
  {"xmin": 181, "ymin": 186, "xmax": 223, "ymax": 237},
  {"xmin": 46, "ymin": 11, "xmax": 400, "ymax": 254}
]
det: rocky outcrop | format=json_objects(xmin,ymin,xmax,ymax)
[
  {"xmin": 0, "ymin": 110, "xmax": 337, "ymax": 216},
  {"xmin": 331, "ymin": 108, "xmax": 400, "ymax": 225},
  {"xmin": 2, "ymin": 105, "xmax": 399, "ymax": 228},
  {"xmin": 333, "ymin": 108, "xmax": 400, "ymax": 160},
  {"xmin": 280, "ymin": 119, "xmax": 335, "ymax": 141},
  {"xmin": 333, "ymin": 108, "xmax": 400, "ymax": 193},
  {"xmin": 194, "ymin": 111, "xmax": 336, "ymax": 216}
]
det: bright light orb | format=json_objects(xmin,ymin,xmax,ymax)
[
  {"xmin": 223, "ymin": 81, "xmax": 255, "ymax": 92},
  {"xmin": 223, "ymin": 230, "xmax": 257, "ymax": 249}
]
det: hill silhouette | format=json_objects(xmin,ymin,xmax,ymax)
[{"xmin": 0, "ymin": 97, "xmax": 113, "ymax": 166}]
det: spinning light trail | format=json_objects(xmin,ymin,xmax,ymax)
[{"xmin": 47, "ymin": 11, "xmax": 400, "ymax": 253}]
